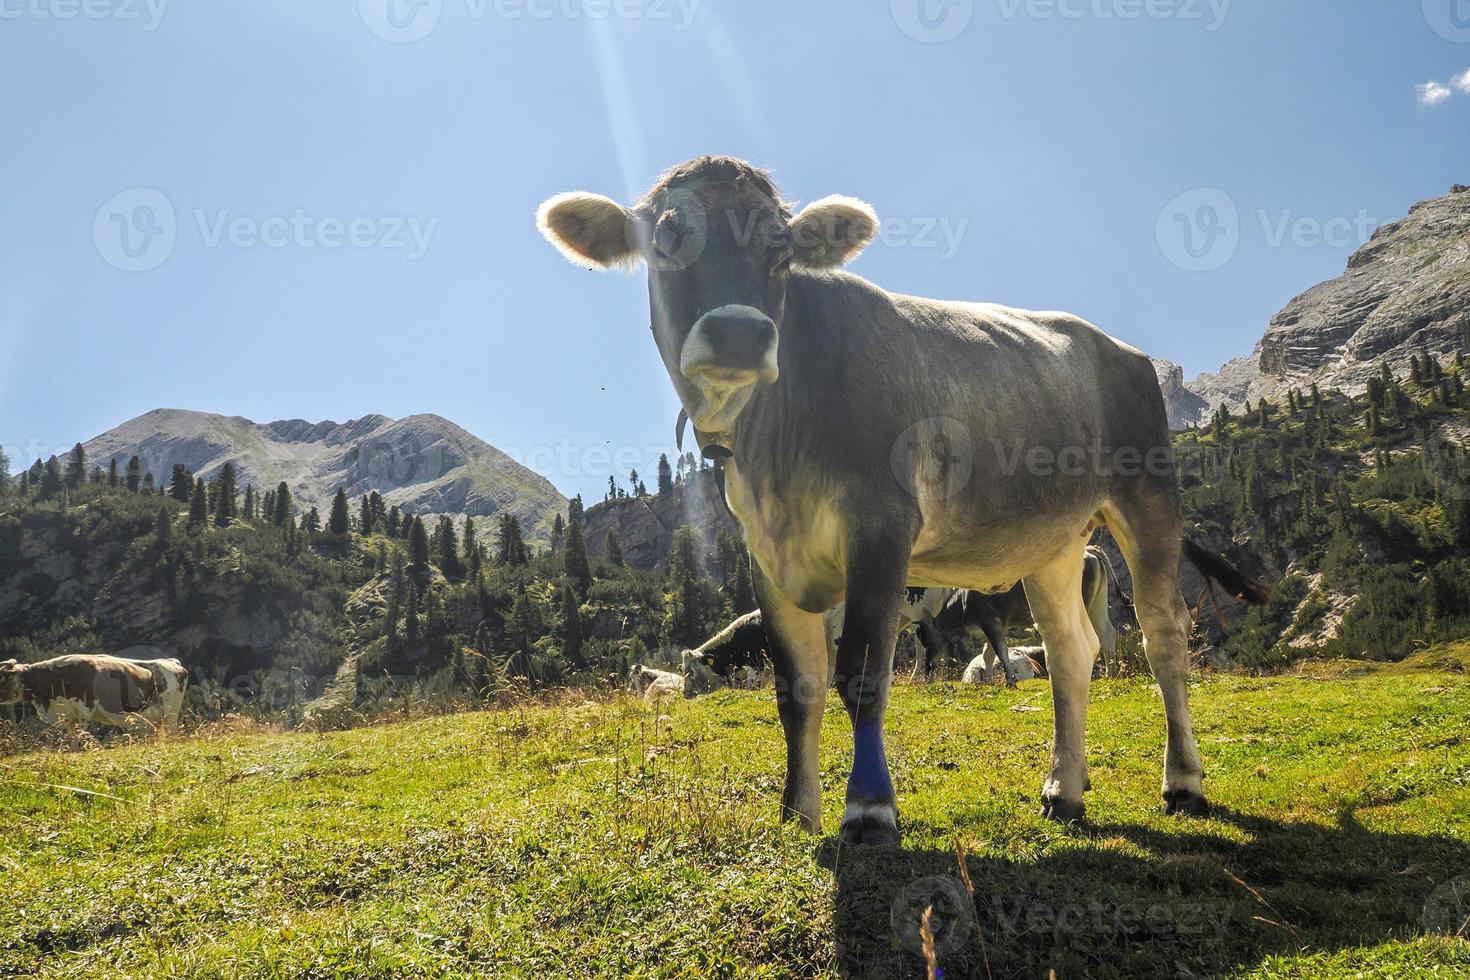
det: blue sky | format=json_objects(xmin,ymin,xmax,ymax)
[{"xmin": 1, "ymin": 1, "xmax": 1466, "ymax": 502}]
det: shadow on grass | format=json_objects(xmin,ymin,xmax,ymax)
[{"xmin": 817, "ymin": 807, "xmax": 1470, "ymax": 979}]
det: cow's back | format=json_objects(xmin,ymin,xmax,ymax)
[{"xmin": 733, "ymin": 271, "xmax": 1171, "ymax": 596}]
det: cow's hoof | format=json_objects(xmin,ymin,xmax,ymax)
[
  {"xmin": 838, "ymin": 805, "xmax": 901, "ymax": 846},
  {"xmin": 1162, "ymin": 788, "xmax": 1210, "ymax": 817},
  {"xmin": 1040, "ymin": 795, "xmax": 1086, "ymax": 824}
]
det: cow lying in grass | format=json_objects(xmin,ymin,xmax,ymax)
[
  {"xmin": 627, "ymin": 664, "xmax": 685, "ymax": 699},
  {"xmin": 963, "ymin": 646, "xmax": 1043, "ymax": 684},
  {"xmin": 0, "ymin": 655, "xmax": 188, "ymax": 732},
  {"xmin": 921, "ymin": 545, "xmax": 1120, "ymax": 686},
  {"xmin": 540, "ymin": 155, "xmax": 1265, "ymax": 841}
]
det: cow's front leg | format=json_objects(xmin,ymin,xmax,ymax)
[
  {"xmin": 834, "ymin": 530, "xmax": 916, "ymax": 846},
  {"xmin": 755, "ymin": 564, "xmax": 830, "ymax": 833},
  {"xmin": 1024, "ymin": 545, "xmax": 1100, "ymax": 823}
]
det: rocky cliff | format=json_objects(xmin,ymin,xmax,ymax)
[
  {"xmin": 583, "ymin": 470, "xmax": 738, "ymax": 570},
  {"xmin": 1187, "ymin": 184, "xmax": 1470, "ymax": 419},
  {"xmin": 82, "ymin": 409, "xmax": 568, "ymax": 541}
]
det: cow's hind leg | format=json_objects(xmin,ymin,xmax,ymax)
[
  {"xmin": 754, "ymin": 564, "xmax": 830, "ymax": 833},
  {"xmin": 1103, "ymin": 498, "xmax": 1208, "ymax": 816},
  {"xmin": 976, "ymin": 605, "xmax": 1016, "ymax": 687},
  {"xmin": 1024, "ymin": 542, "xmax": 1100, "ymax": 822},
  {"xmin": 834, "ymin": 529, "xmax": 916, "ymax": 846}
]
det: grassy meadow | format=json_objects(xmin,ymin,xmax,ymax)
[{"xmin": 3, "ymin": 645, "xmax": 1470, "ymax": 978}]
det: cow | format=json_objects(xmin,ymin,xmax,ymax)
[
  {"xmin": 0, "ymin": 655, "xmax": 188, "ymax": 732},
  {"xmin": 685, "ymin": 588, "xmax": 949, "ymax": 696},
  {"xmin": 682, "ymin": 610, "xmax": 771, "ymax": 697},
  {"xmin": 627, "ymin": 664, "xmax": 686, "ymax": 699},
  {"xmin": 824, "ymin": 587, "xmax": 950, "ymax": 682},
  {"xmin": 921, "ymin": 545, "xmax": 1120, "ymax": 685},
  {"xmin": 963, "ymin": 646, "xmax": 1042, "ymax": 685},
  {"xmin": 538, "ymin": 156, "xmax": 1265, "ymax": 843}
]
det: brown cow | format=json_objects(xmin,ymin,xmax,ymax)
[{"xmin": 0, "ymin": 655, "xmax": 188, "ymax": 731}]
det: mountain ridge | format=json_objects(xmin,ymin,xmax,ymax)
[
  {"xmin": 1183, "ymin": 183, "xmax": 1470, "ymax": 421},
  {"xmin": 80, "ymin": 408, "xmax": 568, "ymax": 540}
]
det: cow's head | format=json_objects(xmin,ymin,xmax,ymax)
[
  {"xmin": 538, "ymin": 157, "xmax": 878, "ymax": 451},
  {"xmin": 0, "ymin": 660, "xmax": 21, "ymax": 704},
  {"xmin": 680, "ymin": 649, "xmax": 727, "ymax": 698}
]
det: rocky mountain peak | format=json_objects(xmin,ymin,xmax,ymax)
[
  {"xmin": 1186, "ymin": 183, "xmax": 1470, "ymax": 420},
  {"xmin": 81, "ymin": 409, "xmax": 567, "ymax": 540}
]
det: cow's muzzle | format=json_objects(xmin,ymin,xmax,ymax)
[{"xmin": 681, "ymin": 306, "xmax": 778, "ymax": 388}]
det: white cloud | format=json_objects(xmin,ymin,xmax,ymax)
[
  {"xmin": 1418, "ymin": 81, "xmax": 1454, "ymax": 106},
  {"xmin": 1453, "ymin": 68, "xmax": 1470, "ymax": 95}
]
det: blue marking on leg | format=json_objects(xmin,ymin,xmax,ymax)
[{"xmin": 848, "ymin": 718, "xmax": 894, "ymax": 803}]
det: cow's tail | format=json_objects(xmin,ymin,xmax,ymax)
[{"xmin": 1182, "ymin": 539, "xmax": 1270, "ymax": 605}]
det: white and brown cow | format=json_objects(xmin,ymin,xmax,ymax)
[
  {"xmin": 0, "ymin": 655, "xmax": 188, "ymax": 731},
  {"xmin": 539, "ymin": 156, "xmax": 1265, "ymax": 843},
  {"xmin": 627, "ymin": 664, "xmax": 686, "ymax": 699}
]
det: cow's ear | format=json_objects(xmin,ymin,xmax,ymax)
[
  {"xmin": 789, "ymin": 195, "xmax": 879, "ymax": 269},
  {"xmin": 537, "ymin": 192, "xmax": 639, "ymax": 270}
]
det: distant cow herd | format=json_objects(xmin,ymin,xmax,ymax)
[{"xmin": 663, "ymin": 545, "xmax": 1121, "ymax": 700}]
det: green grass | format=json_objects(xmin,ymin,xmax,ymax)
[{"xmin": 3, "ymin": 661, "xmax": 1470, "ymax": 978}]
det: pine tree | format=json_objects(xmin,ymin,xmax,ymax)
[
  {"xmin": 496, "ymin": 513, "xmax": 528, "ymax": 566},
  {"xmin": 242, "ymin": 484, "xmax": 256, "ymax": 520},
  {"xmin": 38, "ymin": 456, "xmax": 64, "ymax": 500},
  {"xmin": 214, "ymin": 463, "xmax": 238, "ymax": 527},
  {"xmin": 564, "ymin": 512, "xmax": 591, "ymax": 597},
  {"xmin": 0, "ymin": 448, "xmax": 9, "ymax": 499},
  {"xmin": 153, "ymin": 504, "xmax": 173, "ymax": 551},
  {"xmin": 273, "ymin": 482, "xmax": 293, "ymax": 527},
  {"xmin": 405, "ymin": 579, "xmax": 421, "ymax": 650},
  {"xmin": 359, "ymin": 495, "xmax": 375, "ymax": 535},
  {"xmin": 605, "ymin": 528, "xmax": 624, "ymax": 567},
  {"xmin": 143, "ymin": 472, "xmax": 156, "ymax": 494},
  {"xmin": 550, "ymin": 513, "xmax": 565, "ymax": 553},
  {"xmin": 188, "ymin": 478, "xmax": 209, "ymax": 526},
  {"xmin": 386, "ymin": 552, "xmax": 405, "ymax": 647},
  {"xmin": 1310, "ymin": 384, "xmax": 1323, "ymax": 411},
  {"xmin": 463, "ymin": 517, "xmax": 481, "ymax": 578},
  {"xmin": 559, "ymin": 581, "xmax": 585, "ymax": 669},
  {"xmin": 665, "ymin": 525, "xmax": 710, "ymax": 648},
  {"xmin": 409, "ymin": 516, "xmax": 430, "ymax": 570},
  {"xmin": 107, "ymin": 457, "xmax": 119, "ymax": 488},
  {"xmin": 730, "ymin": 547, "xmax": 756, "ymax": 613},
  {"xmin": 65, "ymin": 443, "xmax": 86, "ymax": 490},
  {"xmin": 305, "ymin": 506, "xmax": 321, "ymax": 533},
  {"xmin": 435, "ymin": 515, "xmax": 464, "ymax": 578},
  {"xmin": 329, "ymin": 488, "xmax": 351, "ymax": 535},
  {"xmin": 1411, "ymin": 357, "xmax": 1424, "ymax": 384},
  {"xmin": 657, "ymin": 453, "xmax": 673, "ymax": 495},
  {"xmin": 125, "ymin": 455, "xmax": 143, "ymax": 493},
  {"xmin": 387, "ymin": 505, "xmax": 402, "ymax": 538}
]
